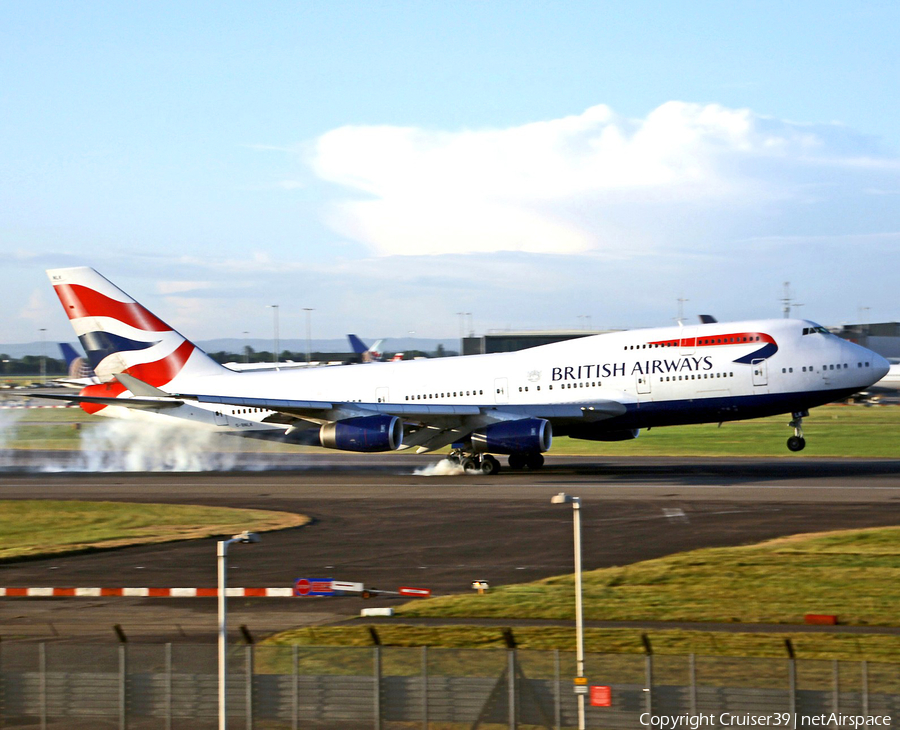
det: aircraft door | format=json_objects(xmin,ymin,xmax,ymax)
[
  {"xmin": 678, "ymin": 327, "xmax": 696, "ymax": 355},
  {"xmin": 375, "ymin": 387, "xmax": 390, "ymax": 403},
  {"xmin": 213, "ymin": 408, "xmax": 228, "ymax": 426},
  {"xmin": 494, "ymin": 378, "xmax": 508, "ymax": 404},
  {"xmin": 636, "ymin": 373, "xmax": 652, "ymax": 395},
  {"xmin": 751, "ymin": 359, "xmax": 768, "ymax": 387}
]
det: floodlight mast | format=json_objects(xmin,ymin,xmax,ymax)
[
  {"xmin": 218, "ymin": 532, "xmax": 260, "ymax": 730},
  {"xmin": 551, "ymin": 492, "xmax": 585, "ymax": 730}
]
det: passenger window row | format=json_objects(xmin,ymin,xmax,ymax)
[
  {"xmin": 660, "ymin": 372, "xmax": 733, "ymax": 383},
  {"xmin": 405, "ymin": 390, "xmax": 484, "ymax": 401}
]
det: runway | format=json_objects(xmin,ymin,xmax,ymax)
[{"xmin": 1, "ymin": 454, "xmax": 900, "ymax": 643}]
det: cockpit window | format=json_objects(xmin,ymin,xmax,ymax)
[{"xmin": 802, "ymin": 326, "xmax": 830, "ymax": 336}]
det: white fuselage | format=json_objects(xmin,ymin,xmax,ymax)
[{"xmin": 99, "ymin": 318, "xmax": 890, "ymax": 440}]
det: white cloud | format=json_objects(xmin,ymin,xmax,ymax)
[{"xmin": 307, "ymin": 101, "xmax": 892, "ymax": 257}]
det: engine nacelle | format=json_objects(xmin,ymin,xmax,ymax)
[
  {"xmin": 470, "ymin": 418, "xmax": 552, "ymax": 455},
  {"xmin": 568, "ymin": 426, "xmax": 640, "ymax": 442},
  {"xmin": 319, "ymin": 415, "xmax": 403, "ymax": 452}
]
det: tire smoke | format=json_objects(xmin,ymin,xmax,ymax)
[{"xmin": 414, "ymin": 458, "xmax": 467, "ymax": 476}]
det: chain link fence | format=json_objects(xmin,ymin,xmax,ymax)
[{"xmin": 0, "ymin": 642, "xmax": 897, "ymax": 729}]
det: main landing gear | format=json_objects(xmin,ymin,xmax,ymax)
[
  {"xmin": 446, "ymin": 450, "xmax": 545, "ymax": 475},
  {"xmin": 448, "ymin": 450, "xmax": 501, "ymax": 475},
  {"xmin": 507, "ymin": 452, "xmax": 544, "ymax": 471},
  {"xmin": 787, "ymin": 410, "xmax": 808, "ymax": 452}
]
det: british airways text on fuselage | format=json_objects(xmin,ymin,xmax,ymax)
[{"xmin": 551, "ymin": 356, "xmax": 714, "ymax": 381}]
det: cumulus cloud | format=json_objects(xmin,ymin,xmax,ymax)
[{"xmin": 307, "ymin": 102, "xmax": 896, "ymax": 258}]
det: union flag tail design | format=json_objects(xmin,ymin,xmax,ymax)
[{"xmin": 47, "ymin": 267, "xmax": 226, "ymax": 411}]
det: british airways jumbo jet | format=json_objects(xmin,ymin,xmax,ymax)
[{"xmin": 43, "ymin": 267, "xmax": 889, "ymax": 474}]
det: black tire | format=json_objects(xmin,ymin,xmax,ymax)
[
  {"xmin": 481, "ymin": 455, "xmax": 500, "ymax": 475},
  {"xmin": 787, "ymin": 436, "xmax": 806, "ymax": 452},
  {"xmin": 461, "ymin": 457, "xmax": 479, "ymax": 473},
  {"xmin": 525, "ymin": 453, "xmax": 545, "ymax": 470},
  {"xmin": 508, "ymin": 453, "xmax": 526, "ymax": 470}
]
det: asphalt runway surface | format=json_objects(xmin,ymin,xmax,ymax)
[{"xmin": 2, "ymin": 453, "xmax": 900, "ymax": 643}]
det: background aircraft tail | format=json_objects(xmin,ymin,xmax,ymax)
[
  {"xmin": 58, "ymin": 342, "xmax": 95, "ymax": 379},
  {"xmin": 47, "ymin": 267, "xmax": 226, "ymax": 389},
  {"xmin": 347, "ymin": 334, "xmax": 384, "ymax": 362}
]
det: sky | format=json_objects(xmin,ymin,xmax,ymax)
[{"xmin": 2, "ymin": 1, "xmax": 900, "ymax": 347}]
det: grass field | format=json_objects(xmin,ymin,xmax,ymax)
[
  {"xmin": 394, "ymin": 526, "xmax": 900, "ymax": 627},
  {"xmin": 263, "ymin": 525, "xmax": 900, "ymax": 662},
  {"xmin": 265, "ymin": 624, "xmax": 900, "ymax": 663},
  {"xmin": 0, "ymin": 500, "xmax": 309, "ymax": 560},
  {"xmin": 2, "ymin": 402, "xmax": 900, "ymax": 457}
]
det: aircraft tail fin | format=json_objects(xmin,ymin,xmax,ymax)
[
  {"xmin": 46, "ymin": 267, "xmax": 227, "ymax": 388},
  {"xmin": 347, "ymin": 334, "xmax": 368, "ymax": 355}
]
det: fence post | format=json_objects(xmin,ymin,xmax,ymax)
[
  {"xmin": 39, "ymin": 642, "xmax": 46, "ymax": 730},
  {"xmin": 645, "ymin": 653, "xmax": 653, "ymax": 718},
  {"xmin": 507, "ymin": 648, "xmax": 517, "ymax": 730},
  {"xmin": 245, "ymin": 644, "xmax": 254, "ymax": 730},
  {"xmin": 165, "ymin": 643, "xmax": 172, "ymax": 730},
  {"xmin": 373, "ymin": 646, "xmax": 382, "ymax": 730},
  {"xmin": 787, "ymin": 658, "xmax": 797, "ymax": 730},
  {"xmin": 421, "ymin": 646, "xmax": 428, "ymax": 730},
  {"xmin": 119, "ymin": 643, "xmax": 127, "ymax": 730},
  {"xmin": 689, "ymin": 653, "xmax": 697, "ymax": 715},
  {"xmin": 292, "ymin": 644, "xmax": 299, "ymax": 730},
  {"xmin": 554, "ymin": 649, "xmax": 561, "ymax": 730},
  {"xmin": 0, "ymin": 637, "xmax": 4, "ymax": 730},
  {"xmin": 861, "ymin": 660, "xmax": 869, "ymax": 717},
  {"xmin": 832, "ymin": 660, "xmax": 839, "ymax": 726}
]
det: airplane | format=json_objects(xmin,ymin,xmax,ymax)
[
  {"xmin": 348, "ymin": 334, "xmax": 384, "ymax": 363},
  {"xmin": 41, "ymin": 267, "xmax": 890, "ymax": 474}
]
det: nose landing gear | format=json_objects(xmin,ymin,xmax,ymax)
[{"xmin": 787, "ymin": 411, "xmax": 808, "ymax": 452}]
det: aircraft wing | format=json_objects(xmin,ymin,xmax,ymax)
[{"xmin": 184, "ymin": 392, "xmax": 627, "ymax": 452}]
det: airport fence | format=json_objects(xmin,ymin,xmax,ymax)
[{"xmin": 0, "ymin": 643, "xmax": 898, "ymax": 729}]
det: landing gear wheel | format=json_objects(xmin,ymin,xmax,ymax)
[
  {"xmin": 787, "ymin": 436, "xmax": 806, "ymax": 452},
  {"xmin": 787, "ymin": 410, "xmax": 808, "ymax": 452},
  {"xmin": 481, "ymin": 455, "xmax": 500, "ymax": 475},
  {"xmin": 460, "ymin": 457, "xmax": 479, "ymax": 473},
  {"xmin": 525, "ymin": 453, "xmax": 545, "ymax": 470},
  {"xmin": 508, "ymin": 453, "xmax": 526, "ymax": 470}
]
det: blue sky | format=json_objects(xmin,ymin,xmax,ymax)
[{"xmin": 2, "ymin": 1, "xmax": 899, "ymax": 345}]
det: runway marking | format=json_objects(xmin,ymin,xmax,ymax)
[{"xmin": 0, "ymin": 587, "xmax": 295, "ymax": 597}]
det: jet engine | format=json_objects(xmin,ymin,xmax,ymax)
[
  {"xmin": 319, "ymin": 415, "xmax": 403, "ymax": 452},
  {"xmin": 470, "ymin": 418, "xmax": 552, "ymax": 455}
]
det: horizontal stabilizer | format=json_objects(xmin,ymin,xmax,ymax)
[
  {"xmin": 115, "ymin": 373, "xmax": 172, "ymax": 397},
  {"xmin": 27, "ymin": 392, "xmax": 184, "ymax": 409}
]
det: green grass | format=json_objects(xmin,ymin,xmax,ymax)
[
  {"xmin": 262, "ymin": 526, "xmax": 900, "ymax": 664},
  {"xmin": 395, "ymin": 527, "xmax": 900, "ymax": 627},
  {"xmin": 264, "ymin": 624, "xmax": 900, "ymax": 664},
  {"xmin": 2, "ymin": 403, "xmax": 899, "ymax": 457},
  {"xmin": 0, "ymin": 500, "xmax": 309, "ymax": 560}
]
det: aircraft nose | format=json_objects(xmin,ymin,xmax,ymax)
[{"xmin": 872, "ymin": 352, "xmax": 890, "ymax": 381}]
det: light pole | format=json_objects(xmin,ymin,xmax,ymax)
[
  {"xmin": 267, "ymin": 305, "xmax": 279, "ymax": 366},
  {"xmin": 551, "ymin": 492, "xmax": 585, "ymax": 730},
  {"xmin": 39, "ymin": 328, "xmax": 47, "ymax": 383},
  {"xmin": 218, "ymin": 530, "xmax": 260, "ymax": 730},
  {"xmin": 303, "ymin": 308, "xmax": 314, "ymax": 365}
]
